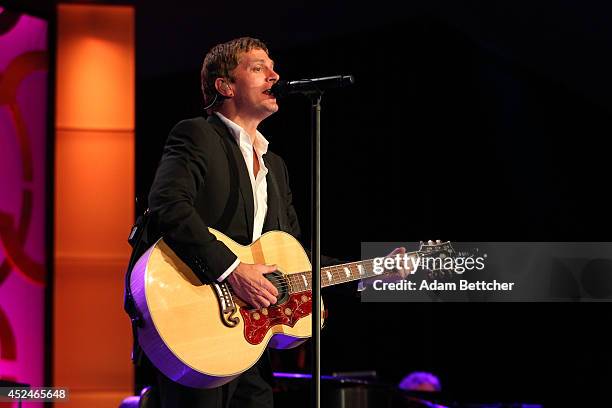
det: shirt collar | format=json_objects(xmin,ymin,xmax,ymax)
[{"xmin": 214, "ymin": 112, "xmax": 269, "ymax": 156}]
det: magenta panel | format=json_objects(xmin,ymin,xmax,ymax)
[{"xmin": 0, "ymin": 6, "xmax": 48, "ymax": 407}]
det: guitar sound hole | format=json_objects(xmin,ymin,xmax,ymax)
[{"xmin": 264, "ymin": 271, "xmax": 289, "ymax": 306}]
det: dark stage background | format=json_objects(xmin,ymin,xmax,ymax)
[{"xmin": 135, "ymin": 1, "xmax": 612, "ymax": 407}]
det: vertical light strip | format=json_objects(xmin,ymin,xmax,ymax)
[{"xmin": 55, "ymin": 4, "xmax": 134, "ymax": 407}]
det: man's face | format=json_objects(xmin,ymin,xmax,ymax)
[{"xmin": 228, "ymin": 48, "xmax": 280, "ymax": 120}]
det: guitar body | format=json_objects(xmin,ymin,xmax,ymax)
[{"xmin": 130, "ymin": 229, "xmax": 324, "ymax": 389}]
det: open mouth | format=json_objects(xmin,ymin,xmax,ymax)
[{"xmin": 263, "ymin": 89, "xmax": 274, "ymax": 96}]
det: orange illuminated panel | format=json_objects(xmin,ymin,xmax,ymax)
[
  {"xmin": 54, "ymin": 4, "xmax": 134, "ymax": 407},
  {"xmin": 56, "ymin": 4, "xmax": 134, "ymax": 131},
  {"xmin": 54, "ymin": 129, "xmax": 134, "ymax": 258}
]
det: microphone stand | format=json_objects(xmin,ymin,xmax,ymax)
[
  {"xmin": 280, "ymin": 78, "xmax": 352, "ymax": 408},
  {"xmin": 273, "ymin": 75, "xmax": 353, "ymax": 408},
  {"xmin": 309, "ymin": 91, "xmax": 322, "ymax": 408}
]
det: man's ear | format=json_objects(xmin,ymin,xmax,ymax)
[{"xmin": 215, "ymin": 78, "xmax": 233, "ymax": 97}]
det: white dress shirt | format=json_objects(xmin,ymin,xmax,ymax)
[{"xmin": 214, "ymin": 112, "xmax": 270, "ymax": 282}]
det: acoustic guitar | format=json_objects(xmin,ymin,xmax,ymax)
[{"xmin": 130, "ymin": 228, "xmax": 451, "ymax": 388}]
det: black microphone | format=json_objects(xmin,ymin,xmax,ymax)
[{"xmin": 271, "ymin": 75, "xmax": 354, "ymax": 97}]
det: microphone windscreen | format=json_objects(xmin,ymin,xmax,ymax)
[{"xmin": 270, "ymin": 80, "xmax": 289, "ymax": 97}]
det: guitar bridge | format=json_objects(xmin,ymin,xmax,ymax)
[{"xmin": 212, "ymin": 282, "xmax": 240, "ymax": 327}]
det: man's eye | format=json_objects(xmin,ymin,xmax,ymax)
[{"xmin": 253, "ymin": 66, "xmax": 263, "ymax": 72}]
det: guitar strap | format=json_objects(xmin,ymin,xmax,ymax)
[{"xmin": 124, "ymin": 206, "xmax": 152, "ymax": 363}]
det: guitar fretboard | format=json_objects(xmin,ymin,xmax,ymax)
[{"xmin": 284, "ymin": 252, "xmax": 419, "ymax": 294}]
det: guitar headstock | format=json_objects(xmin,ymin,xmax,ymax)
[
  {"xmin": 417, "ymin": 240, "xmax": 457, "ymax": 278},
  {"xmin": 417, "ymin": 240, "xmax": 455, "ymax": 257}
]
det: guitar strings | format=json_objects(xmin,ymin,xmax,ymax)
[
  {"xmin": 218, "ymin": 247, "xmax": 449, "ymax": 302},
  {"xmin": 224, "ymin": 262, "xmax": 389, "ymax": 295},
  {"xmin": 221, "ymin": 270, "xmax": 368, "ymax": 295}
]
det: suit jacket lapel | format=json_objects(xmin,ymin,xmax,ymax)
[
  {"xmin": 207, "ymin": 115, "xmax": 255, "ymax": 241},
  {"xmin": 263, "ymin": 154, "xmax": 280, "ymax": 232}
]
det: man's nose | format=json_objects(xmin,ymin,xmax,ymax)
[{"xmin": 268, "ymin": 69, "xmax": 279, "ymax": 82}]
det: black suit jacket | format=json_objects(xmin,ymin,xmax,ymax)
[{"xmin": 148, "ymin": 114, "xmax": 324, "ymax": 282}]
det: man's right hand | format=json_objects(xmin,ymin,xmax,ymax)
[{"xmin": 227, "ymin": 262, "xmax": 279, "ymax": 309}]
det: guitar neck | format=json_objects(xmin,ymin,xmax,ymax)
[{"xmin": 284, "ymin": 252, "xmax": 419, "ymax": 293}]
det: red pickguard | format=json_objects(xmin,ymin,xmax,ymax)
[{"xmin": 240, "ymin": 291, "xmax": 312, "ymax": 345}]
